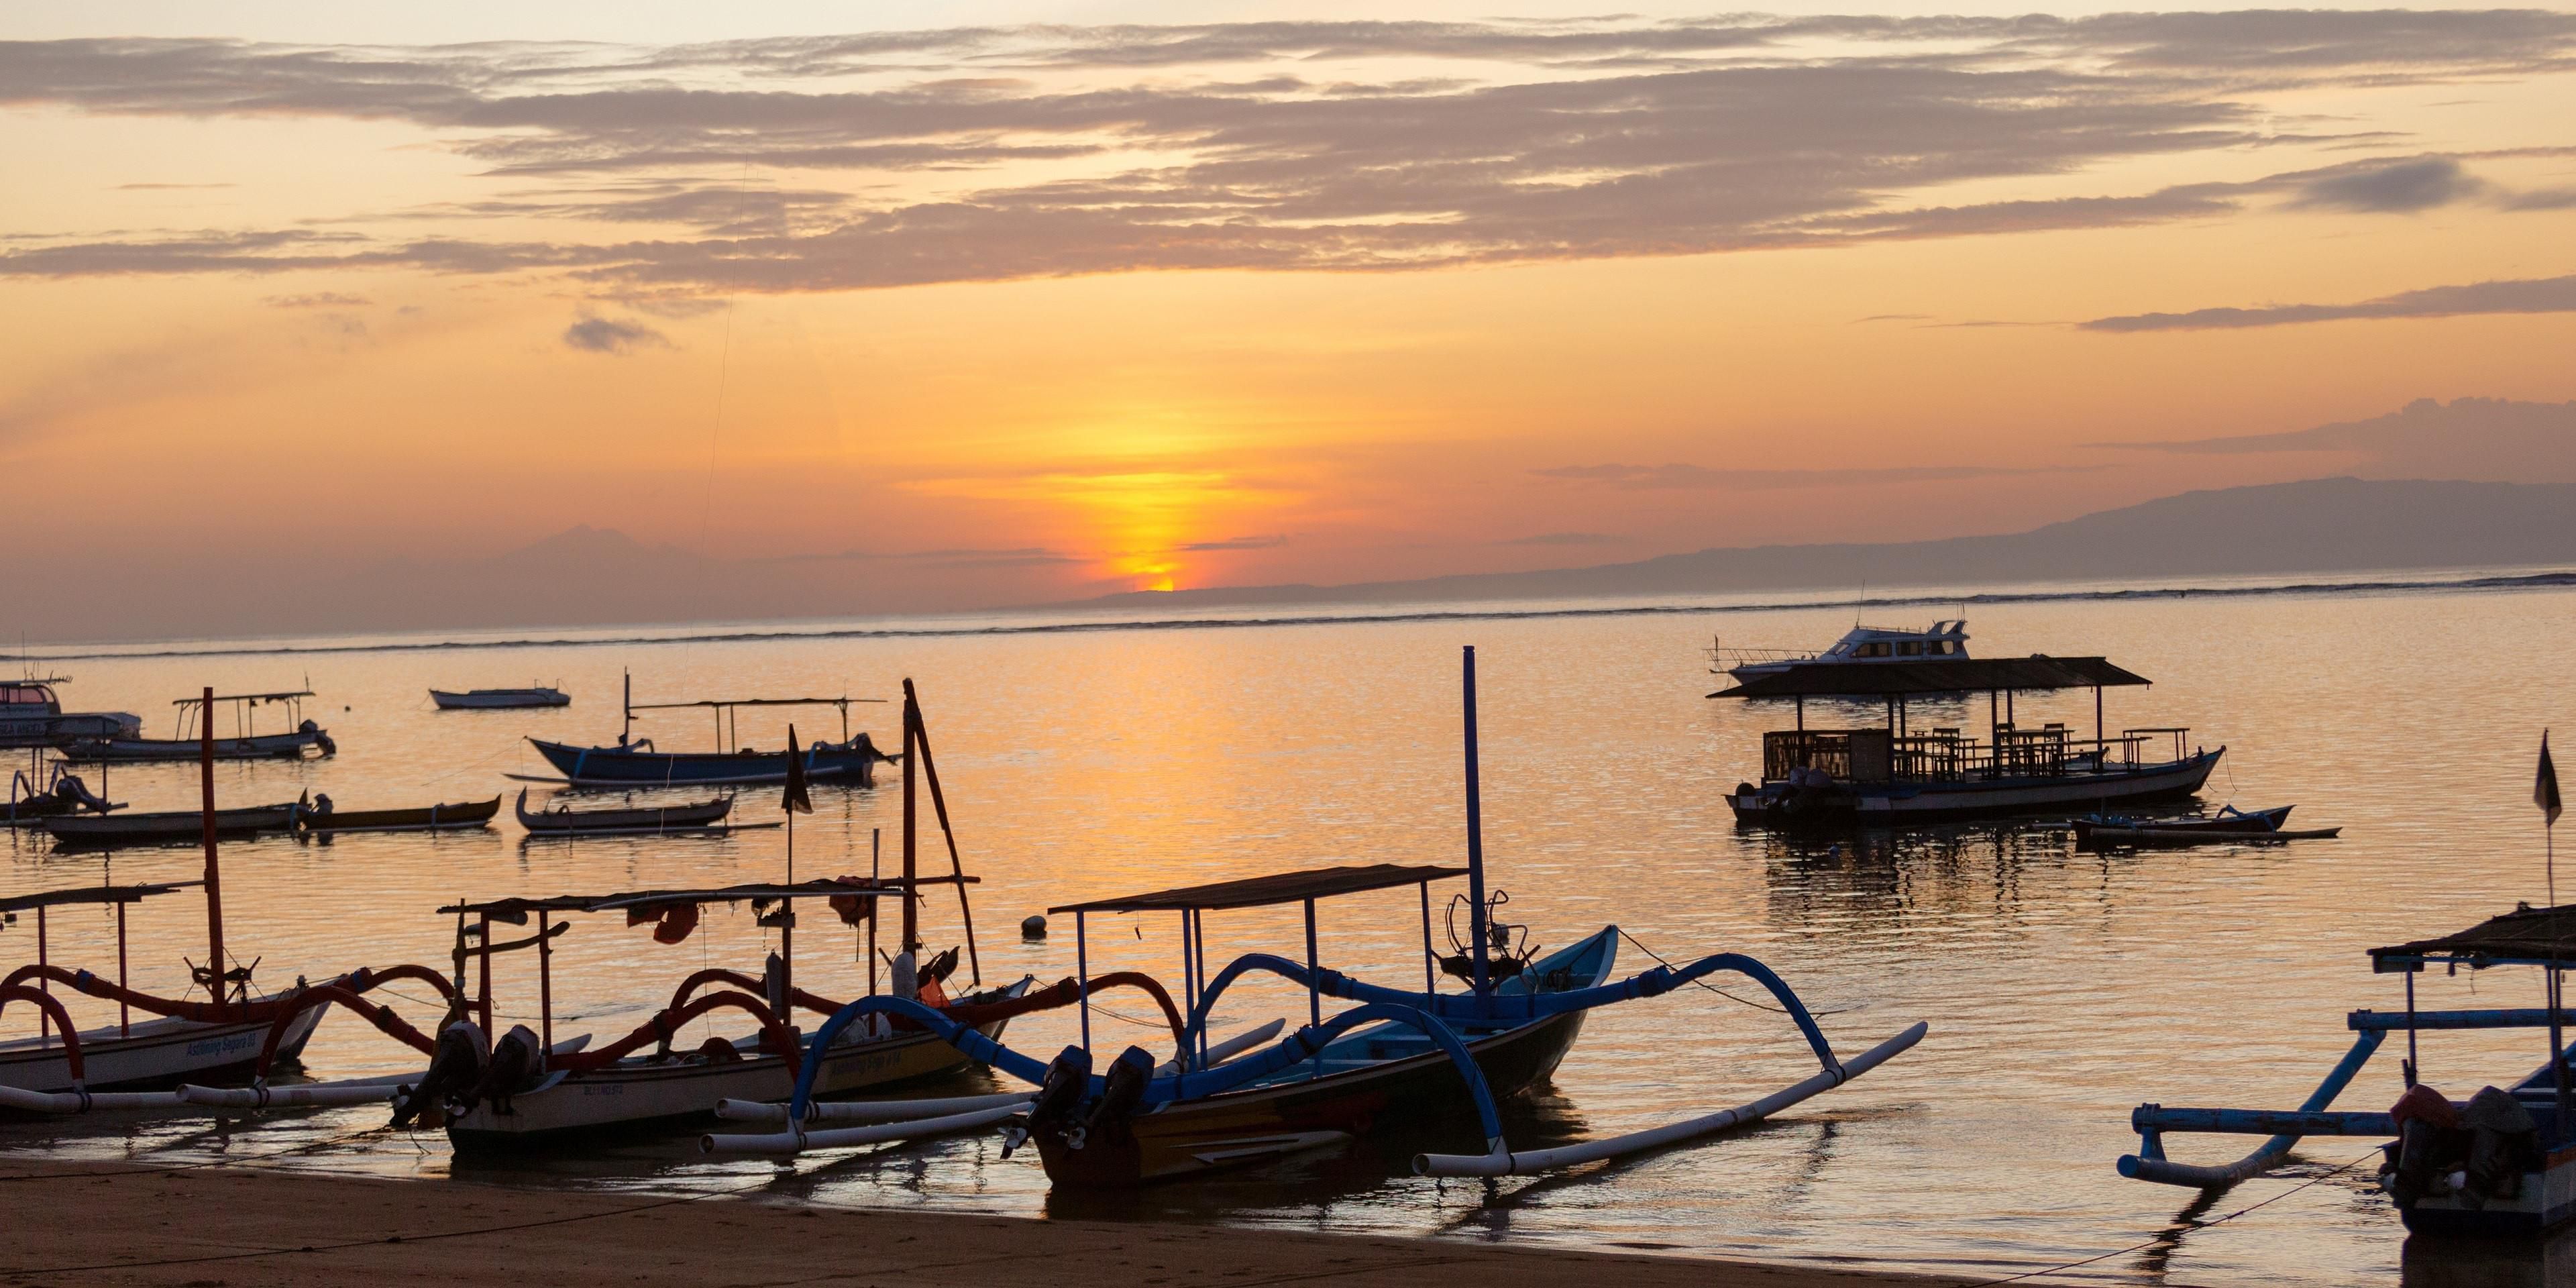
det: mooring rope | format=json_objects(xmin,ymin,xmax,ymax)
[
  {"xmin": 1971, "ymin": 1145, "xmax": 2383, "ymax": 1285},
  {"xmin": 1615, "ymin": 930, "xmax": 1853, "ymax": 1017}
]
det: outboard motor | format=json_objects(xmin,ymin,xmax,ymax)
[
  {"xmin": 303, "ymin": 720, "xmax": 336, "ymax": 757},
  {"xmin": 2459, "ymin": 1085, "xmax": 2540, "ymax": 1208},
  {"xmin": 391, "ymin": 1018, "xmax": 488, "ymax": 1129},
  {"xmin": 470, "ymin": 1024, "xmax": 546, "ymax": 1117},
  {"xmin": 1075, "ymin": 1046, "xmax": 1156, "ymax": 1150},
  {"xmin": 1003, "ymin": 1044, "xmax": 1093, "ymax": 1159}
]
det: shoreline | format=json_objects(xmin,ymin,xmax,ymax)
[{"xmin": 0, "ymin": 1158, "xmax": 1976, "ymax": 1287}]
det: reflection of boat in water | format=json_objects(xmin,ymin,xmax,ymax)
[
  {"xmin": 1717, "ymin": 654, "xmax": 2221, "ymax": 826},
  {"xmin": 525, "ymin": 672, "xmax": 890, "ymax": 786},
  {"xmin": 2119, "ymin": 900, "xmax": 2576, "ymax": 1236},
  {"xmin": 707, "ymin": 649, "xmax": 1925, "ymax": 1190},
  {"xmin": 431, "ymin": 686, "xmax": 569, "ymax": 710},
  {"xmin": 0, "ymin": 676, "xmax": 140, "ymax": 749},
  {"xmin": 58, "ymin": 689, "xmax": 333, "ymax": 763},
  {"xmin": 1710, "ymin": 619, "xmax": 1970, "ymax": 684}
]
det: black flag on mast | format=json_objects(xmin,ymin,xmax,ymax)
[
  {"xmin": 2541, "ymin": 731, "xmax": 2563, "ymax": 825},
  {"xmin": 782, "ymin": 725, "xmax": 812, "ymax": 815}
]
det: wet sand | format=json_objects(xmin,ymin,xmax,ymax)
[{"xmin": 0, "ymin": 1159, "xmax": 1973, "ymax": 1287}]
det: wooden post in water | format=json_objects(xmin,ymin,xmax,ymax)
[
  {"xmin": 901, "ymin": 687, "xmax": 919, "ymax": 955},
  {"xmin": 199, "ymin": 686, "xmax": 227, "ymax": 1018},
  {"xmin": 1462, "ymin": 647, "xmax": 1489, "ymax": 996}
]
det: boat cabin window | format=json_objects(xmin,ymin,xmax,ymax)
[
  {"xmin": 1929, "ymin": 640, "xmax": 1957, "ymax": 656},
  {"xmin": 1855, "ymin": 642, "xmax": 1891, "ymax": 658},
  {"xmin": 1897, "ymin": 641, "xmax": 1921, "ymax": 656},
  {"xmin": 1, "ymin": 685, "xmax": 52, "ymax": 705}
]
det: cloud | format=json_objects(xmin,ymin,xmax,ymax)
[
  {"xmin": 2289, "ymin": 156, "xmax": 2480, "ymax": 212},
  {"xmin": 113, "ymin": 181, "xmax": 234, "ymax": 190},
  {"xmin": 264, "ymin": 291, "xmax": 369, "ymax": 308},
  {"xmin": 1497, "ymin": 531, "xmax": 1621, "ymax": 546},
  {"xmin": 2087, "ymin": 396, "xmax": 2576, "ymax": 483},
  {"xmin": 0, "ymin": 17, "xmax": 2571, "ymax": 294},
  {"xmin": 2082, "ymin": 273, "xmax": 2576, "ymax": 331},
  {"xmin": 1178, "ymin": 534, "xmax": 1288, "ymax": 551},
  {"xmin": 1533, "ymin": 463, "xmax": 2095, "ymax": 490},
  {"xmin": 560, "ymin": 315, "xmax": 669, "ymax": 354}
]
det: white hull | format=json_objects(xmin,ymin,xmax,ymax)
[
  {"xmin": 0, "ymin": 1007, "xmax": 325, "ymax": 1093},
  {"xmin": 448, "ymin": 1022, "xmax": 1008, "ymax": 1144}
]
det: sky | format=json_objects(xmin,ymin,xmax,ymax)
[{"xmin": 4, "ymin": 3, "xmax": 2575, "ymax": 635}]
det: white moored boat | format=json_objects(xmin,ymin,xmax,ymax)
[
  {"xmin": 1711, "ymin": 619, "xmax": 1970, "ymax": 683},
  {"xmin": 0, "ymin": 677, "xmax": 141, "ymax": 749},
  {"xmin": 431, "ymin": 686, "xmax": 570, "ymax": 710}
]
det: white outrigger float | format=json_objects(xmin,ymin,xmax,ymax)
[{"xmin": 706, "ymin": 647, "xmax": 1927, "ymax": 1186}]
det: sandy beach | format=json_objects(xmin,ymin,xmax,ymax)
[{"xmin": 0, "ymin": 1160, "xmax": 1972, "ymax": 1288}]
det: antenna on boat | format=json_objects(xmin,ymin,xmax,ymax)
[{"xmin": 1462, "ymin": 646, "xmax": 1489, "ymax": 996}]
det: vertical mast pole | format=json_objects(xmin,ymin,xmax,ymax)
[
  {"xmin": 199, "ymin": 686, "xmax": 227, "ymax": 1018},
  {"xmin": 901, "ymin": 687, "xmax": 919, "ymax": 955},
  {"xmin": 1462, "ymin": 647, "xmax": 1489, "ymax": 996},
  {"xmin": 622, "ymin": 670, "xmax": 631, "ymax": 745}
]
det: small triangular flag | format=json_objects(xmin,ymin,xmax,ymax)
[
  {"xmin": 2540, "ymin": 731, "xmax": 2563, "ymax": 828},
  {"xmin": 782, "ymin": 724, "xmax": 812, "ymax": 815}
]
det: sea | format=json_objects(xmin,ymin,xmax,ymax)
[{"xmin": 8, "ymin": 568, "xmax": 2575, "ymax": 1285}]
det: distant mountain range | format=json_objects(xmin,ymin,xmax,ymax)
[
  {"xmin": 1061, "ymin": 477, "xmax": 2576, "ymax": 610},
  {"xmin": 14, "ymin": 476, "xmax": 2576, "ymax": 644}
]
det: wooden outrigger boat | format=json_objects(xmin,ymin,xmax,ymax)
[
  {"xmin": 710, "ymin": 648, "xmax": 1927, "ymax": 1187},
  {"xmin": 2074, "ymin": 804, "xmax": 2340, "ymax": 847},
  {"xmin": 2118, "ymin": 902, "xmax": 2576, "ymax": 1234},
  {"xmin": 525, "ymin": 672, "xmax": 890, "ymax": 788},
  {"xmin": 60, "ymin": 689, "xmax": 333, "ymax": 763},
  {"xmin": 46, "ymin": 802, "xmax": 299, "ymax": 848},
  {"xmin": 189, "ymin": 680, "xmax": 1167, "ymax": 1148},
  {"xmin": 514, "ymin": 787, "xmax": 733, "ymax": 835},
  {"xmin": 431, "ymin": 686, "xmax": 569, "ymax": 710},
  {"xmin": 297, "ymin": 792, "xmax": 502, "ymax": 835},
  {"xmin": 5, "ymin": 763, "xmax": 120, "ymax": 827},
  {"xmin": 4, "ymin": 688, "xmax": 455, "ymax": 1113},
  {"xmin": 1715, "ymin": 655, "xmax": 2220, "ymax": 826}
]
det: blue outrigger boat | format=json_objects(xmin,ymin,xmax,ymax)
[
  {"xmin": 706, "ymin": 647, "xmax": 1927, "ymax": 1185},
  {"xmin": 527, "ymin": 673, "xmax": 892, "ymax": 787},
  {"xmin": 2121, "ymin": 902, "xmax": 2576, "ymax": 1234}
]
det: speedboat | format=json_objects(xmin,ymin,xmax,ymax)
[
  {"xmin": 0, "ymin": 678, "xmax": 140, "ymax": 749},
  {"xmin": 1711, "ymin": 619, "xmax": 1969, "ymax": 682}
]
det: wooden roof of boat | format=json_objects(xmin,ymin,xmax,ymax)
[
  {"xmin": 169, "ymin": 689, "xmax": 314, "ymax": 706},
  {"xmin": 2373, "ymin": 904, "xmax": 2576, "ymax": 969},
  {"xmin": 1052, "ymin": 863, "xmax": 1468, "ymax": 914},
  {"xmin": 0, "ymin": 880, "xmax": 201, "ymax": 914},
  {"xmin": 1712, "ymin": 655, "xmax": 2151, "ymax": 699},
  {"xmin": 437, "ymin": 876, "xmax": 971, "ymax": 918}
]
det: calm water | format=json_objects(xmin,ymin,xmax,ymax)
[{"xmin": 8, "ymin": 581, "xmax": 2576, "ymax": 1285}]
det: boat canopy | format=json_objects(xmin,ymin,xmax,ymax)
[
  {"xmin": 437, "ymin": 877, "xmax": 975, "ymax": 920},
  {"xmin": 167, "ymin": 690, "xmax": 315, "ymax": 706},
  {"xmin": 1, "ymin": 880, "xmax": 202, "ymax": 914},
  {"xmin": 1052, "ymin": 863, "xmax": 1468, "ymax": 914},
  {"xmin": 2372, "ymin": 904, "xmax": 2576, "ymax": 971},
  {"xmin": 629, "ymin": 696, "xmax": 885, "ymax": 711},
  {"xmin": 1713, "ymin": 655, "xmax": 2151, "ymax": 699}
]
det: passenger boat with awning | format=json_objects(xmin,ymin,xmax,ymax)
[
  {"xmin": 1715, "ymin": 655, "xmax": 2221, "ymax": 826},
  {"xmin": 524, "ymin": 673, "xmax": 890, "ymax": 786},
  {"xmin": 0, "ymin": 677, "xmax": 140, "ymax": 749},
  {"xmin": 708, "ymin": 648, "xmax": 1926, "ymax": 1187},
  {"xmin": 58, "ymin": 689, "xmax": 333, "ymax": 763},
  {"xmin": 2117, "ymin": 902, "xmax": 2576, "ymax": 1235}
]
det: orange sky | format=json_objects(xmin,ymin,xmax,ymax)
[{"xmin": 3, "ymin": 6, "xmax": 2575, "ymax": 629}]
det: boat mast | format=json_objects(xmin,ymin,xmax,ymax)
[
  {"xmin": 901, "ymin": 684, "xmax": 919, "ymax": 955},
  {"xmin": 197, "ymin": 686, "xmax": 227, "ymax": 1018},
  {"xmin": 621, "ymin": 669, "xmax": 631, "ymax": 745},
  {"xmin": 1462, "ymin": 646, "xmax": 1489, "ymax": 996}
]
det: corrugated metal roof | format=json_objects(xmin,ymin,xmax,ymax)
[
  {"xmin": 0, "ymin": 881, "xmax": 201, "ymax": 914},
  {"xmin": 2374, "ymin": 904, "xmax": 2576, "ymax": 967}
]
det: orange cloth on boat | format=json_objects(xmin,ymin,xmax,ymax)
[
  {"xmin": 828, "ymin": 877, "xmax": 875, "ymax": 928},
  {"xmin": 627, "ymin": 902, "xmax": 700, "ymax": 945},
  {"xmin": 2390, "ymin": 1083, "xmax": 2460, "ymax": 1132},
  {"xmin": 917, "ymin": 977, "xmax": 948, "ymax": 1010}
]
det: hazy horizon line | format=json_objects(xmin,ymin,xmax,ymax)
[{"xmin": 23, "ymin": 566, "xmax": 2575, "ymax": 665}]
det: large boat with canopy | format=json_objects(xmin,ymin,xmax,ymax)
[
  {"xmin": 524, "ymin": 672, "xmax": 890, "ymax": 787},
  {"xmin": 704, "ymin": 647, "xmax": 1927, "ymax": 1187},
  {"xmin": 59, "ymin": 688, "xmax": 333, "ymax": 763},
  {"xmin": 1714, "ymin": 654, "xmax": 2221, "ymax": 825}
]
